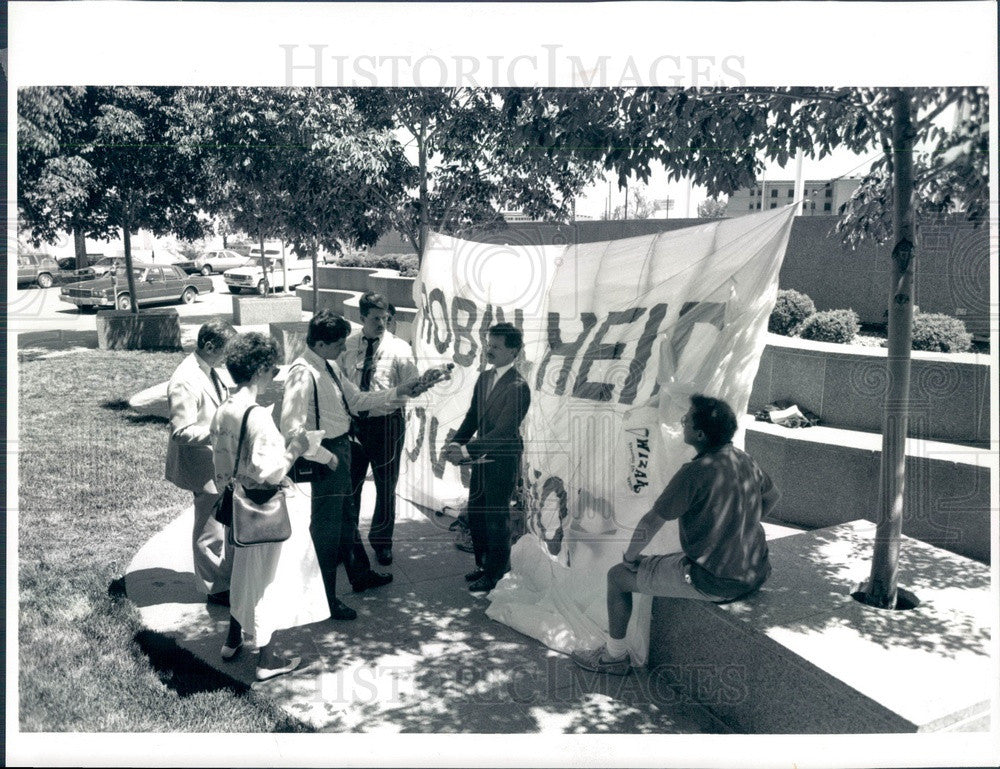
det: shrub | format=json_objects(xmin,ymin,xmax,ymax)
[
  {"xmin": 911, "ymin": 311, "xmax": 972, "ymax": 352},
  {"xmin": 798, "ymin": 309, "xmax": 860, "ymax": 344},
  {"xmin": 337, "ymin": 252, "xmax": 420, "ymax": 277},
  {"xmin": 769, "ymin": 289, "xmax": 816, "ymax": 335}
]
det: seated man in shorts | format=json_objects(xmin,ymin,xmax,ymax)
[{"xmin": 571, "ymin": 394, "xmax": 780, "ymax": 675}]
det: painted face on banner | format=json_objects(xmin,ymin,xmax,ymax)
[{"xmin": 485, "ymin": 334, "xmax": 518, "ymax": 368}]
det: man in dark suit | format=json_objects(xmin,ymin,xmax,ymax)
[{"xmin": 444, "ymin": 323, "xmax": 531, "ymax": 593}]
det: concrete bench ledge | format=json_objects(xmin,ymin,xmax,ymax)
[
  {"xmin": 649, "ymin": 520, "xmax": 992, "ymax": 733},
  {"xmin": 744, "ymin": 421, "xmax": 991, "ymax": 563}
]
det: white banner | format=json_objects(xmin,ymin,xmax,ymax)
[{"xmin": 399, "ymin": 206, "xmax": 796, "ymax": 663}]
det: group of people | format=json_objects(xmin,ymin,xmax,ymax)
[{"xmin": 165, "ymin": 290, "xmax": 779, "ymax": 682}]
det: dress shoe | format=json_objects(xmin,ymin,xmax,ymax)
[
  {"xmin": 374, "ymin": 546, "xmax": 393, "ymax": 566},
  {"xmin": 206, "ymin": 590, "xmax": 230, "ymax": 607},
  {"xmin": 467, "ymin": 575, "xmax": 497, "ymax": 593},
  {"xmin": 220, "ymin": 640, "xmax": 243, "ymax": 661},
  {"xmin": 255, "ymin": 655, "xmax": 301, "ymax": 682},
  {"xmin": 353, "ymin": 570, "xmax": 393, "ymax": 593},
  {"xmin": 330, "ymin": 600, "xmax": 358, "ymax": 621},
  {"xmin": 464, "ymin": 569, "xmax": 485, "ymax": 583}
]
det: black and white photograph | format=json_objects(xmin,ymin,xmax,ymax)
[{"xmin": 5, "ymin": 1, "xmax": 999, "ymax": 767}]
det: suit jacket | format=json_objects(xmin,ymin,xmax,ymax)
[
  {"xmin": 452, "ymin": 366, "xmax": 531, "ymax": 460},
  {"xmin": 165, "ymin": 352, "xmax": 227, "ymax": 492}
]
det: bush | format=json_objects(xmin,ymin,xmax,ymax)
[
  {"xmin": 769, "ymin": 289, "xmax": 816, "ymax": 335},
  {"xmin": 798, "ymin": 309, "xmax": 860, "ymax": 344},
  {"xmin": 337, "ymin": 252, "xmax": 420, "ymax": 277},
  {"xmin": 911, "ymin": 311, "xmax": 972, "ymax": 352}
]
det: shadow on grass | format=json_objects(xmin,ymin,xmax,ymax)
[
  {"xmin": 136, "ymin": 629, "xmax": 252, "ymax": 698},
  {"xmin": 101, "ymin": 398, "xmax": 170, "ymax": 424}
]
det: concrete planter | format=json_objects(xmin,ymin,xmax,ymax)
[
  {"xmin": 751, "ymin": 333, "xmax": 989, "ymax": 445},
  {"xmin": 232, "ymin": 295, "xmax": 302, "ymax": 326},
  {"xmin": 367, "ymin": 273, "xmax": 417, "ymax": 309},
  {"xmin": 95, "ymin": 308, "xmax": 181, "ymax": 351}
]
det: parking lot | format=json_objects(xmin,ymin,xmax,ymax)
[{"xmin": 9, "ymin": 275, "xmax": 238, "ymax": 336}]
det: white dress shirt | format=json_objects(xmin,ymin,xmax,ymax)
[
  {"xmin": 281, "ymin": 346, "xmax": 409, "ymax": 465},
  {"xmin": 339, "ymin": 330, "xmax": 419, "ymax": 417}
]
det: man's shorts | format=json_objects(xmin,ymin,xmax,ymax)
[{"xmin": 635, "ymin": 553, "xmax": 728, "ymax": 602}]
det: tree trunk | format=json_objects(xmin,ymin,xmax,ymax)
[
  {"xmin": 280, "ymin": 240, "xmax": 289, "ymax": 294},
  {"xmin": 122, "ymin": 215, "xmax": 140, "ymax": 316},
  {"xmin": 258, "ymin": 226, "xmax": 270, "ymax": 295},
  {"xmin": 311, "ymin": 237, "xmax": 319, "ymax": 312},
  {"xmin": 417, "ymin": 120, "xmax": 429, "ymax": 263},
  {"xmin": 865, "ymin": 88, "xmax": 916, "ymax": 609},
  {"xmin": 73, "ymin": 225, "xmax": 87, "ymax": 270}
]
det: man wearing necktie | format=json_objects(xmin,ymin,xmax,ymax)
[
  {"xmin": 281, "ymin": 311, "xmax": 439, "ymax": 620},
  {"xmin": 340, "ymin": 293, "xmax": 419, "ymax": 566},
  {"xmin": 444, "ymin": 323, "xmax": 531, "ymax": 593},
  {"xmin": 165, "ymin": 319, "xmax": 237, "ymax": 605}
]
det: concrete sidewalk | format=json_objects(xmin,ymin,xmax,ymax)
[{"xmin": 125, "ymin": 483, "xmax": 729, "ymax": 734}]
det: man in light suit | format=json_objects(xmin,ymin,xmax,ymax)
[
  {"xmin": 165, "ymin": 319, "xmax": 236, "ymax": 605},
  {"xmin": 444, "ymin": 323, "xmax": 531, "ymax": 593},
  {"xmin": 340, "ymin": 292, "xmax": 419, "ymax": 566}
]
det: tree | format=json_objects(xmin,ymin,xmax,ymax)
[
  {"xmin": 173, "ymin": 87, "xmax": 411, "ymax": 299},
  {"xmin": 350, "ymin": 88, "xmax": 605, "ymax": 259},
  {"xmin": 86, "ymin": 87, "xmax": 210, "ymax": 313},
  {"xmin": 17, "ymin": 87, "xmax": 115, "ymax": 269},
  {"xmin": 697, "ymin": 196, "xmax": 728, "ymax": 218},
  {"xmin": 19, "ymin": 87, "xmax": 212, "ymax": 309},
  {"xmin": 508, "ymin": 86, "xmax": 988, "ymax": 609}
]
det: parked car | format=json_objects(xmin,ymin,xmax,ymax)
[
  {"xmin": 68, "ymin": 255, "xmax": 131, "ymax": 281},
  {"xmin": 56, "ymin": 253, "xmax": 104, "ymax": 272},
  {"xmin": 60, "ymin": 263, "xmax": 214, "ymax": 311},
  {"xmin": 176, "ymin": 249, "xmax": 253, "ymax": 275},
  {"xmin": 224, "ymin": 258, "xmax": 313, "ymax": 295},
  {"xmin": 17, "ymin": 253, "xmax": 60, "ymax": 288}
]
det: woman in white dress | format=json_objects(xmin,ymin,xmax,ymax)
[{"xmin": 210, "ymin": 332, "xmax": 329, "ymax": 681}]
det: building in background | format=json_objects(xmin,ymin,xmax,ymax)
[{"xmin": 724, "ymin": 177, "xmax": 861, "ymax": 217}]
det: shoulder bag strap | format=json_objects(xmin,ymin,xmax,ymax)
[{"xmin": 232, "ymin": 405, "xmax": 257, "ymax": 478}]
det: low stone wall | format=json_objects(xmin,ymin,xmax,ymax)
[
  {"xmin": 316, "ymin": 265, "xmax": 376, "ymax": 292},
  {"xmin": 746, "ymin": 421, "xmax": 990, "ymax": 563},
  {"xmin": 750, "ymin": 333, "xmax": 990, "ymax": 446}
]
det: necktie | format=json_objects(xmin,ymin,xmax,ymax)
[
  {"xmin": 360, "ymin": 337, "xmax": 377, "ymax": 391},
  {"xmin": 483, "ymin": 369, "xmax": 496, "ymax": 401},
  {"xmin": 209, "ymin": 368, "xmax": 225, "ymax": 403}
]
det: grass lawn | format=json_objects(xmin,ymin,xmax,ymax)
[{"xmin": 16, "ymin": 347, "xmax": 309, "ymax": 732}]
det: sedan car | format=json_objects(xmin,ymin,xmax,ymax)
[
  {"xmin": 60, "ymin": 263, "xmax": 214, "ymax": 311},
  {"xmin": 17, "ymin": 253, "xmax": 61, "ymax": 288},
  {"xmin": 176, "ymin": 249, "xmax": 252, "ymax": 275}
]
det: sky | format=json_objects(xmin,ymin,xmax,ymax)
[{"xmin": 574, "ymin": 145, "xmax": 884, "ymax": 220}]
